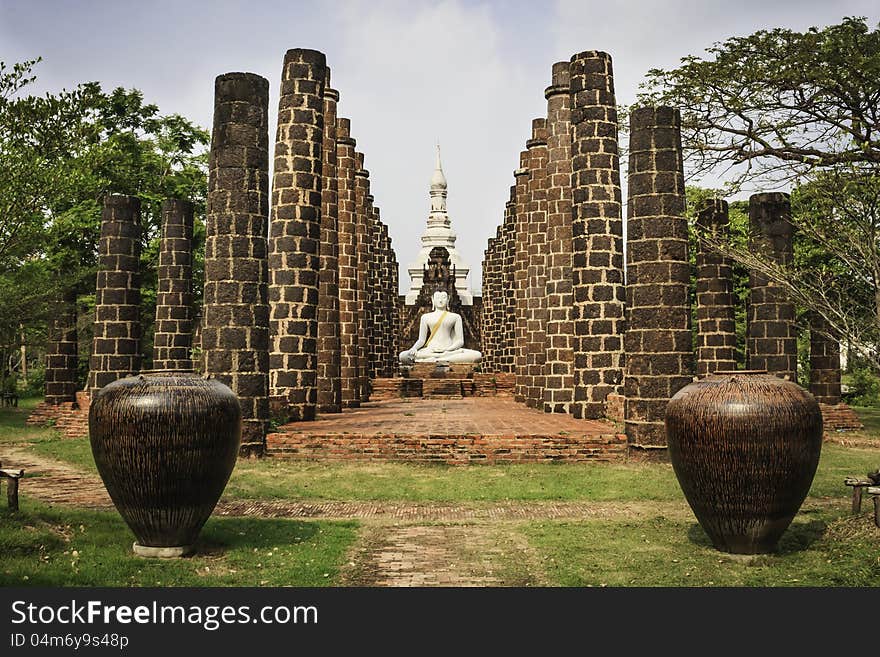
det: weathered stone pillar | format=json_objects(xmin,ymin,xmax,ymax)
[
  {"xmin": 88, "ymin": 194, "xmax": 142, "ymax": 396},
  {"xmin": 569, "ymin": 51, "xmax": 625, "ymax": 419},
  {"xmin": 747, "ymin": 192, "xmax": 796, "ymax": 380},
  {"xmin": 268, "ymin": 48, "xmax": 326, "ymax": 422},
  {"xmin": 695, "ymin": 199, "xmax": 737, "ymax": 376},
  {"xmin": 524, "ymin": 119, "xmax": 549, "ymax": 409},
  {"xmin": 367, "ymin": 204, "xmax": 382, "ymax": 380},
  {"xmin": 501, "ymin": 188, "xmax": 517, "ymax": 373},
  {"xmin": 481, "ymin": 237, "xmax": 496, "ymax": 372},
  {"xmin": 624, "ymin": 106, "xmax": 693, "ymax": 448},
  {"xmin": 809, "ymin": 314, "xmax": 841, "ymax": 404},
  {"xmin": 317, "ymin": 75, "xmax": 342, "ymax": 413},
  {"xmin": 513, "ymin": 151, "xmax": 530, "ymax": 402},
  {"xmin": 543, "ymin": 61, "xmax": 574, "ymax": 413},
  {"xmin": 388, "ymin": 246, "xmax": 400, "ymax": 377},
  {"xmin": 336, "ymin": 118, "xmax": 361, "ymax": 407},
  {"xmin": 354, "ymin": 152, "xmax": 371, "ymax": 402},
  {"xmin": 204, "ymin": 72, "xmax": 270, "ymax": 456},
  {"xmin": 153, "ymin": 198, "xmax": 194, "ymax": 371},
  {"xmin": 44, "ymin": 286, "xmax": 78, "ymax": 405}
]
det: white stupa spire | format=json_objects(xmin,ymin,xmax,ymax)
[{"xmin": 405, "ymin": 144, "xmax": 473, "ymax": 305}]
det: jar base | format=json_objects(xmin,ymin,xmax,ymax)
[{"xmin": 132, "ymin": 543, "xmax": 194, "ymax": 558}]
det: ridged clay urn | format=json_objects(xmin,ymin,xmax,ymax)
[
  {"xmin": 89, "ymin": 371, "xmax": 241, "ymax": 557},
  {"xmin": 664, "ymin": 370, "xmax": 823, "ymax": 554}
]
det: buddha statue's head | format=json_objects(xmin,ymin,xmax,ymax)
[{"xmin": 432, "ymin": 290, "xmax": 449, "ymax": 311}]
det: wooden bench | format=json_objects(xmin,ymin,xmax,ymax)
[
  {"xmin": 0, "ymin": 460, "xmax": 24, "ymax": 511},
  {"xmin": 845, "ymin": 476, "xmax": 880, "ymax": 528},
  {"xmin": 1, "ymin": 392, "xmax": 18, "ymax": 407}
]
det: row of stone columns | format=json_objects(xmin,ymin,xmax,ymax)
[
  {"xmin": 201, "ymin": 49, "xmax": 399, "ymax": 453},
  {"xmin": 480, "ymin": 51, "xmax": 844, "ymax": 449}
]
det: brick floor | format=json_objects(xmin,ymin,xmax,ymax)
[
  {"xmin": 275, "ymin": 397, "xmax": 617, "ymax": 436},
  {"xmin": 267, "ymin": 397, "xmax": 627, "ymax": 463}
]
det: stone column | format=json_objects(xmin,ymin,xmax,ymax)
[
  {"xmin": 501, "ymin": 188, "xmax": 517, "ymax": 373},
  {"xmin": 543, "ymin": 61, "xmax": 574, "ymax": 413},
  {"xmin": 481, "ymin": 237, "xmax": 496, "ymax": 372},
  {"xmin": 44, "ymin": 286, "xmax": 78, "ymax": 405},
  {"xmin": 367, "ymin": 204, "xmax": 383, "ymax": 380},
  {"xmin": 524, "ymin": 119, "xmax": 549, "ymax": 409},
  {"xmin": 88, "ymin": 194, "xmax": 142, "ymax": 397},
  {"xmin": 317, "ymin": 76, "xmax": 342, "ymax": 413},
  {"xmin": 152, "ymin": 198, "xmax": 194, "ymax": 371},
  {"xmin": 624, "ymin": 106, "xmax": 693, "ymax": 448},
  {"xmin": 747, "ymin": 192, "xmax": 797, "ymax": 380},
  {"xmin": 695, "ymin": 199, "xmax": 737, "ymax": 376},
  {"xmin": 389, "ymin": 246, "xmax": 400, "ymax": 376},
  {"xmin": 203, "ymin": 72, "xmax": 270, "ymax": 456},
  {"xmin": 569, "ymin": 51, "xmax": 625, "ymax": 420},
  {"xmin": 268, "ymin": 48, "xmax": 326, "ymax": 422},
  {"xmin": 354, "ymin": 152, "xmax": 371, "ymax": 402},
  {"xmin": 513, "ymin": 151, "xmax": 530, "ymax": 402},
  {"xmin": 336, "ymin": 118, "xmax": 361, "ymax": 407},
  {"xmin": 810, "ymin": 314, "xmax": 841, "ymax": 404}
]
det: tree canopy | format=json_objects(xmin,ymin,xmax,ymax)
[
  {"xmin": 639, "ymin": 16, "xmax": 880, "ymax": 189},
  {"xmin": 0, "ymin": 58, "xmax": 208, "ymax": 381}
]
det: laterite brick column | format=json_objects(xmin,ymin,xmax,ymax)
[
  {"xmin": 809, "ymin": 314, "xmax": 841, "ymax": 404},
  {"xmin": 204, "ymin": 72, "xmax": 271, "ymax": 456},
  {"xmin": 44, "ymin": 287, "xmax": 78, "ymax": 405},
  {"xmin": 88, "ymin": 194, "xmax": 142, "ymax": 396},
  {"xmin": 336, "ymin": 118, "xmax": 361, "ymax": 407},
  {"xmin": 268, "ymin": 48, "xmax": 326, "ymax": 421},
  {"xmin": 500, "ymin": 189, "xmax": 517, "ymax": 372},
  {"xmin": 513, "ymin": 151, "xmax": 530, "ymax": 402},
  {"xmin": 389, "ymin": 247, "xmax": 400, "ymax": 376},
  {"xmin": 367, "ymin": 204, "xmax": 382, "ymax": 380},
  {"xmin": 624, "ymin": 106, "xmax": 693, "ymax": 448},
  {"xmin": 317, "ymin": 77, "xmax": 342, "ymax": 413},
  {"xmin": 481, "ymin": 237, "xmax": 497, "ymax": 371},
  {"xmin": 543, "ymin": 61, "xmax": 574, "ymax": 413},
  {"xmin": 568, "ymin": 51, "xmax": 625, "ymax": 419},
  {"xmin": 524, "ymin": 119, "xmax": 549, "ymax": 409},
  {"xmin": 153, "ymin": 198, "xmax": 194, "ymax": 371},
  {"xmin": 695, "ymin": 199, "xmax": 737, "ymax": 376},
  {"xmin": 747, "ymin": 192, "xmax": 796, "ymax": 380},
  {"xmin": 354, "ymin": 153, "xmax": 371, "ymax": 402}
]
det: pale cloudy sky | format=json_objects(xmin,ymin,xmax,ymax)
[{"xmin": 1, "ymin": 0, "xmax": 878, "ymax": 294}]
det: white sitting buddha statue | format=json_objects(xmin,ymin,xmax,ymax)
[{"xmin": 399, "ymin": 290, "xmax": 482, "ymax": 365}]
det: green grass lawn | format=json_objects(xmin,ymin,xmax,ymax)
[
  {"xmin": 0, "ymin": 500, "xmax": 358, "ymax": 587},
  {"xmin": 524, "ymin": 510, "xmax": 880, "ymax": 586},
  {"xmin": 4, "ymin": 398, "xmax": 880, "ymax": 587}
]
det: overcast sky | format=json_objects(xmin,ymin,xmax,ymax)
[{"xmin": 2, "ymin": 0, "xmax": 878, "ymax": 295}]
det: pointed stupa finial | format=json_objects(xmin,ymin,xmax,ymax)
[{"xmin": 431, "ymin": 142, "xmax": 447, "ymax": 190}]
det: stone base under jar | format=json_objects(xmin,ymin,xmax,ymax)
[{"xmin": 132, "ymin": 543, "xmax": 194, "ymax": 558}]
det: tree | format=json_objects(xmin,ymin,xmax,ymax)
[
  {"xmin": 639, "ymin": 18, "xmax": 880, "ymax": 369},
  {"xmin": 639, "ymin": 17, "xmax": 880, "ymax": 189},
  {"xmin": 0, "ymin": 58, "xmax": 209, "ymax": 386}
]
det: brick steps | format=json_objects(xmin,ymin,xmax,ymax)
[
  {"xmin": 820, "ymin": 403, "xmax": 863, "ymax": 432},
  {"xmin": 267, "ymin": 432, "xmax": 627, "ymax": 464}
]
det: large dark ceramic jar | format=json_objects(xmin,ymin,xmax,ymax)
[
  {"xmin": 89, "ymin": 371, "xmax": 241, "ymax": 557},
  {"xmin": 665, "ymin": 371, "xmax": 822, "ymax": 554}
]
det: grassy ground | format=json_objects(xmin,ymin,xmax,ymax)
[
  {"xmin": 0, "ymin": 501, "xmax": 357, "ymax": 587},
  {"xmin": 21, "ymin": 431, "xmax": 880, "ymax": 503},
  {"xmin": 4, "ymin": 397, "xmax": 880, "ymax": 586},
  {"xmin": 524, "ymin": 511, "xmax": 880, "ymax": 586}
]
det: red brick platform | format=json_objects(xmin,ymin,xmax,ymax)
[{"xmin": 267, "ymin": 397, "xmax": 627, "ymax": 464}]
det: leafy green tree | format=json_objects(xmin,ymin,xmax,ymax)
[
  {"xmin": 639, "ymin": 17, "xmax": 880, "ymax": 189},
  {"xmin": 0, "ymin": 58, "xmax": 209, "ymax": 386},
  {"xmin": 641, "ymin": 18, "xmax": 880, "ymax": 371}
]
